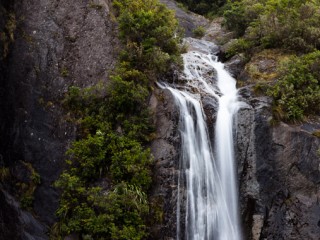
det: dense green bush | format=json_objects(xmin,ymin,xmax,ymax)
[
  {"xmin": 55, "ymin": 177, "xmax": 149, "ymax": 239},
  {"xmin": 225, "ymin": 38, "xmax": 254, "ymax": 58},
  {"xmin": 193, "ymin": 26, "xmax": 206, "ymax": 38},
  {"xmin": 268, "ymin": 51, "xmax": 320, "ymax": 121},
  {"xmin": 221, "ymin": 0, "xmax": 320, "ymax": 123},
  {"xmin": 223, "ymin": 1, "xmax": 250, "ymax": 36},
  {"xmin": 54, "ymin": 0, "xmax": 181, "ymax": 239},
  {"xmin": 175, "ymin": 0, "xmax": 227, "ymax": 16},
  {"xmin": 114, "ymin": 0, "xmax": 181, "ymax": 76},
  {"xmin": 224, "ymin": 0, "xmax": 320, "ymax": 54}
]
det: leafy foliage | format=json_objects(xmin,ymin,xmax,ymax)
[
  {"xmin": 54, "ymin": 0, "xmax": 181, "ymax": 239},
  {"xmin": 224, "ymin": 0, "xmax": 320, "ymax": 54},
  {"xmin": 193, "ymin": 26, "xmax": 206, "ymax": 38},
  {"xmin": 222, "ymin": 1, "xmax": 320, "ymax": 122},
  {"xmin": 114, "ymin": 0, "xmax": 182, "ymax": 76},
  {"xmin": 267, "ymin": 51, "xmax": 320, "ymax": 121},
  {"xmin": 175, "ymin": 0, "xmax": 227, "ymax": 16},
  {"xmin": 55, "ymin": 176, "xmax": 149, "ymax": 239},
  {"xmin": 0, "ymin": 7, "xmax": 16, "ymax": 59}
]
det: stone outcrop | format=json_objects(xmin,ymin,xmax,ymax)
[
  {"xmin": 0, "ymin": 188, "xmax": 48, "ymax": 240},
  {"xmin": 0, "ymin": 0, "xmax": 118, "ymax": 238},
  {"xmin": 159, "ymin": 0, "xmax": 209, "ymax": 37},
  {"xmin": 231, "ymin": 61, "xmax": 320, "ymax": 239},
  {"xmin": 149, "ymin": 89, "xmax": 181, "ymax": 239}
]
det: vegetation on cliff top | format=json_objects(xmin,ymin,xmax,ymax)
[
  {"xmin": 179, "ymin": 0, "xmax": 320, "ymax": 122},
  {"xmin": 53, "ymin": 0, "xmax": 181, "ymax": 239},
  {"xmin": 175, "ymin": 0, "xmax": 227, "ymax": 16},
  {"xmin": 224, "ymin": 0, "xmax": 320, "ymax": 53},
  {"xmin": 267, "ymin": 51, "xmax": 320, "ymax": 121},
  {"xmin": 222, "ymin": 0, "xmax": 320, "ymax": 122}
]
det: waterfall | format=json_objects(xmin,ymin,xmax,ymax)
[{"xmin": 160, "ymin": 38, "xmax": 242, "ymax": 240}]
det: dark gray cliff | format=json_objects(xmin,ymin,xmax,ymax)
[
  {"xmin": 225, "ymin": 50, "xmax": 320, "ymax": 239},
  {"xmin": 0, "ymin": 0, "xmax": 118, "ymax": 238},
  {"xmin": 150, "ymin": 89, "xmax": 181, "ymax": 239},
  {"xmin": 236, "ymin": 90, "xmax": 320, "ymax": 240}
]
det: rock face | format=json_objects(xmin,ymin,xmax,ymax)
[
  {"xmin": 236, "ymin": 95, "xmax": 320, "ymax": 239},
  {"xmin": 234, "ymin": 76, "xmax": 320, "ymax": 239},
  {"xmin": 159, "ymin": 0, "xmax": 208, "ymax": 37},
  {"xmin": 149, "ymin": 89, "xmax": 181, "ymax": 239},
  {"xmin": 0, "ymin": 189, "xmax": 48, "ymax": 240},
  {"xmin": 0, "ymin": 0, "xmax": 118, "ymax": 238}
]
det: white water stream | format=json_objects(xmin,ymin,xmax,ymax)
[{"xmin": 160, "ymin": 38, "xmax": 242, "ymax": 240}]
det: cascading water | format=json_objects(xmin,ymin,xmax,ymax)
[{"xmin": 160, "ymin": 38, "xmax": 242, "ymax": 240}]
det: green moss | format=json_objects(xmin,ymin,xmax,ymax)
[
  {"xmin": 0, "ymin": 167, "xmax": 10, "ymax": 182},
  {"xmin": 60, "ymin": 67, "xmax": 69, "ymax": 77},
  {"xmin": 20, "ymin": 194, "xmax": 34, "ymax": 210},
  {"xmin": 176, "ymin": 2, "xmax": 188, "ymax": 12},
  {"xmin": 88, "ymin": 2, "xmax": 103, "ymax": 10},
  {"xmin": 252, "ymin": 82, "xmax": 268, "ymax": 96},
  {"xmin": 238, "ymin": 49, "xmax": 292, "ymax": 91},
  {"xmin": 149, "ymin": 196, "xmax": 164, "ymax": 224},
  {"xmin": 21, "ymin": 30, "xmax": 34, "ymax": 43},
  {"xmin": 16, "ymin": 162, "xmax": 41, "ymax": 210},
  {"xmin": 312, "ymin": 130, "xmax": 320, "ymax": 138},
  {"xmin": 0, "ymin": 9, "xmax": 16, "ymax": 59}
]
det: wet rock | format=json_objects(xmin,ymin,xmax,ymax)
[
  {"xmin": 184, "ymin": 37, "xmax": 220, "ymax": 54},
  {"xmin": 225, "ymin": 54, "xmax": 247, "ymax": 79},
  {"xmin": 202, "ymin": 95, "xmax": 219, "ymax": 140}
]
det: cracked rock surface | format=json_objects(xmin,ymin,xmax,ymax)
[{"xmin": 0, "ymin": 0, "xmax": 118, "ymax": 238}]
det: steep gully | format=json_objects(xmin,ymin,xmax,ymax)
[{"xmin": 159, "ymin": 38, "xmax": 243, "ymax": 239}]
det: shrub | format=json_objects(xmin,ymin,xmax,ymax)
[
  {"xmin": 54, "ymin": 0, "xmax": 179, "ymax": 238},
  {"xmin": 193, "ymin": 26, "xmax": 206, "ymax": 39},
  {"xmin": 225, "ymin": 38, "xmax": 253, "ymax": 58},
  {"xmin": 223, "ymin": 1, "xmax": 248, "ymax": 36},
  {"xmin": 312, "ymin": 130, "xmax": 320, "ymax": 138},
  {"xmin": 176, "ymin": 0, "xmax": 227, "ymax": 15},
  {"xmin": 268, "ymin": 51, "xmax": 320, "ymax": 121},
  {"xmin": 224, "ymin": 0, "xmax": 320, "ymax": 53}
]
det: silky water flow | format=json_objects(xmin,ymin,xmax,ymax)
[{"xmin": 160, "ymin": 38, "xmax": 243, "ymax": 240}]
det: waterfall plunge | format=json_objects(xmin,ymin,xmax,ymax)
[{"xmin": 161, "ymin": 38, "xmax": 242, "ymax": 240}]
